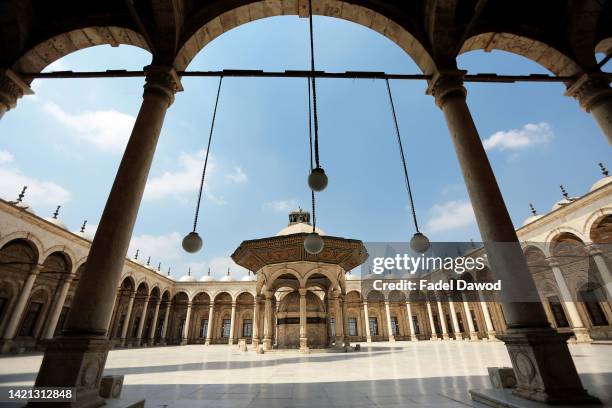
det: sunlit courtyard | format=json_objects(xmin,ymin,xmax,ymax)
[{"xmin": 1, "ymin": 342, "xmax": 611, "ymax": 407}]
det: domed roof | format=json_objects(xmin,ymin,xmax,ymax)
[
  {"xmin": 46, "ymin": 217, "xmax": 67, "ymax": 229},
  {"xmin": 276, "ymin": 208, "xmax": 325, "ymax": 236},
  {"xmin": 219, "ymin": 268, "xmax": 233, "ymax": 282},
  {"xmin": 75, "ymin": 220, "xmax": 93, "ymax": 241},
  {"xmin": 179, "ymin": 268, "xmax": 196, "ymax": 282},
  {"xmin": 199, "ymin": 268, "xmax": 215, "ymax": 282},
  {"xmin": 590, "ymin": 176, "xmax": 612, "ymax": 192},
  {"xmin": 522, "ymin": 215, "xmax": 544, "ymax": 226},
  {"xmin": 551, "ymin": 198, "xmax": 577, "ymax": 211},
  {"xmin": 241, "ymin": 271, "xmax": 256, "ymax": 281},
  {"xmin": 10, "ymin": 187, "xmax": 35, "ymax": 214}
]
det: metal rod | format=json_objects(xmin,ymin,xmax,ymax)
[{"xmin": 18, "ymin": 69, "xmax": 612, "ymax": 83}]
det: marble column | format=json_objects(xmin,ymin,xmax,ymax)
[
  {"xmin": 42, "ymin": 274, "xmax": 72, "ymax": 340},
  {"xmin": 384, "ymin": 300, "xmax": 395, "ymax": 342},
  {"xmin": 549, "ymin": 260, "xmax": 591, "ymax": 342},
  {"xmin": 426, "ymin": 301, "xmax": 437, "ymax": 340},
  {"xmin": 147, "ymin": 300, "xmax": 161, "ymax": 346},
  {"xmin": 299, "ymin": 289, "xmax": 308, "ymax": 351},
  {"xmin": 430, "ymin": 69, "xmax": 598, "ymax": 404},
  {"xmin": 228, "ymin": 301, "xmax": 237, "ymax": 345},
  {"xmin": 436, "ymin": 301, "xmax": 449, "ymax": 340},
  {"xmin": 1, "ymin": 265, "xmax": 42, "ymax": 352},
  {"xmin": 363, "ymin": 301, "xmax": 372, "ymax": 342},
  {"xmin": 120, "ymin": 292, "xmax": 136, "ymax": 347},
  {"xmin": 333, "ymin": 293, "xmax": 343, "ymax": 346},
  {"xmin": 0, "ymin": 69, "xmax": 33, "ymax": 120},
  {"xmin": 448, "ymin": 301, "xmax": 462, "ymax": 341},
  {"xmin": 565, "ymin": 73, "xmax": 612, "ymax": 145},
  {"xmin": 160, "ymin": 301, "xmax": 172, "ymax": 345},
  {"xmin": 205, "ymin": 304, "xmax": 214, "ymax": 346},
  {"xmin": 252, "ymin": 296, "xmax": 261, "ymax": 348},
  {"xmin": 263, "ymin": 292, "xmax": 272, "ymax": 350},
  {"xmin": 181, "ymin": 301, "xmax": 192, "ymax": 345},
  {"xmin": 135, "ymin": 295, "xmax": 150, "ymax": 346},
  {"xmin": 478, "ymin": 296, "xmax": 497, "ymax": 341},
  {"xmin": 462, "ymin": 301, "xmax": 478, "ymax": 341},
  {"xmin": 341, "ymin": 294, "xmax": 350, "ymax": 347},
  {"xmin": 30, "ymin": 65, "xmax": 181, "ymax": 408},
  {"xmin": 588, "ymin": 245, "xmax": 612, "ymax": 299},
  {"xmin": 405, "ymin": 302, "xmax": 418, "ymax": 341}
]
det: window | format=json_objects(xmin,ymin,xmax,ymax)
[
  {"xmin": 548, "ymin": 296, "xmax": 569, "ymax": 328},
  {"xmin": 456, "ymin": 312, "xmax": 464, "ymax": 332},
  {"xmin": 368, "ymin": 317, "xmax": 378, "ymax": 336},
  {"xmin": 222, "ymin": 318, "xmax": 231, "ymax": 338},
  {"xmin": 18, "ymin": 301, "xmax": 43, "ymax": 337},
  {"xmin": 243, "ymin": 319, "xmax": 253, "ymax": 338},
  {"xmin": 579, "ymin": 288, "xmax": 608, "ymax": 326},
  {"xmin": 329, "ymin": 318, "xmax": 336, "ymax": 337},
  {"xmin": 200, "ymin": 319, "xmax": 209, "ymax": 337},
  {"xmin": 412, "ymin": 316, "xmax": 420, "ymax": 335},
  {"xmin": 54, "ymin": 306, "xmax": 70, "ymax": 336},
  {"xmin": 348, "ymin": 317, "xmax": 357, "ymax": 336},
  {"xmin": 391, "ymin": 316, "xmax": 399, "ymax": 336},
  {"xmin": 470, "ymin": 310, "xmax": 479, "ymax": 332}
]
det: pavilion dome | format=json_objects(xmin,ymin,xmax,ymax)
[
  {"xmin": 45, "ymin": 216, "xmax": 67, "ymax": 229},
  {"xmin": 590, "ymin": 176, "xmax": 612, "ymax": 192},
  {"xmin": 199, "ymin": 269, "xmax": 215, "ymax": 282},
  {"xmin": 522, "ymin": 214, "xmax": 544, "ymax": 227},
  {"xmin": 276, "ymin": 208, "xmax": 325, "ymax": 236},
  {"xmin": 13, "ymin": 200, "xmax": 35, "ymax": 214},
  {"xmin": 179, "ymin": 269, "xmax": 196, "ymax": 282},
  {"xmin": 551, "ymin": 197, "xmax": 578, "ymax": 211},
  {"xmin": 219, "ymin": 269, "xmax": 233, "ymax": 282},
  {"xmin": 76, "ymin": 229, "xmax": 94, "ymax": 241}
]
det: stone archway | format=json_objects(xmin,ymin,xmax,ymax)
[{"xmin": 277, "ymin": 289, "xmax": 326, "ymax": 348}]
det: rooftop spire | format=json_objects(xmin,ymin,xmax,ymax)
[
  {"xmin": 529, "ymin": 203, "xmax": 537, "ymax": 215},
  {"xmin": 157, "ymin": 262, "xmax": 161, "ymax": 272},
  {"xmin": 560, "ymin": 185, "xmax": 569, "ymax": 199},
  {"xmin": 16, "ymin": 186, "xmax": 27, "ymax": 202},
  {"xmin": 167, "ymin": 267, "xmax": 171, "ymax": 276},
  {"xmin": 134, "ymin": 249, "xmax": 139, "ymax": 260},
  {"xmin": 146, "ymin": 256, "xmax": 151, "ymax": 266},
  {"xmin": 599, "ymin": 162, "xmax": 609, "ymax": 177},
  {"xmin": 52, "ymin": 205, "xmax": 61, "ymax": 219},
  {"xmin": 80, "ymin": 220, "xmax": 87, "ymax": 233},
  {"xmin": 188, "ymin": 267, "xmax": 191, "ymax": 276},
  {"xmin": 207, "ymin": 267, "xmax": 211, "ymax": 276}
]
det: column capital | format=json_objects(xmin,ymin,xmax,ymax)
[
  {"xmin": 231, "ymin": 301, "xmax": 237, "ymax": 307},
  {"xmin": 546, "ymin": 258, "xmax": 561, "ymax": 269},
  {"xmin": 0, "ymin": 69, "xmax": 33, "ymax": 113},
  {"xmin": 298, "ymin": 288, "xmax": 308, "ymax": 296},
  {"xmin": 186, "ymin": 301, "xmax": 193, "ymax": 308},
  {"xmin": 427, "ymin": 69, "xmax": 467, "ymax": 108},
  {"xmin": 30, "ymin": 264, "xmax": 44, "ymax": 275},
  {"xmin": 565, "ymin": 72, "xmax": 612, "ymax": 112},
  {"xmin": 585, "ymin": 244, "xmax": 603, "ymax": 256},
  {"xmin": 143, "ymin": 65, "xmax": 183, "ymax": 106},
  {"xmin": 264, "ymin": 291, "xmax": 273, "ymax": 300}
]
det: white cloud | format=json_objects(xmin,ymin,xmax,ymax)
[
  {"xmin": 0, "ymin": 151, "xmax": 71, "ymax": 209},
  {"xmin": 425, "ymin": 200, "xmax": 476, "ymax": 232},
  {"xmin": 264, "ymin": 199, "xmax": 299, "ymax": 213},
  {"xmin": 0, "ymin": 150, "xmax": 14, "ymax": 164},
  {"xmin": 42, "ymin": 101, "xmax": 135, "ymax": 152},
  {"xmin": 129, "ymin": 232, "xmax": 183, "ymax": 264},
  {"xmin": 226, "ymin": 167, "xmax": 248, "ymax": 184},
  {"xmin": 190, "ymin": 256, "xmax": 248, "ymax": 279},
  {"xmin": 144, "ymin": 150, "xmax": 224, "ymax": 203},
  {"xmin": 483, "ymin": 122, "xmax": 553, "ymax": 151}
]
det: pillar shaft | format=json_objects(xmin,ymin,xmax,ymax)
[
  {"xmin": 565, "ymin": 73, "xmax": 612, "ymax": 145},
  {"xmin": 333, "ymin": 294, "xmax": 343, "ymax": 344},
  {"xmin": 589, "ymin": 247, "xmax": 612, "ymax": 299},
  {"xmin": 161, "ymin": 301, "xmax": 172, "ymax": 342},
  {"xmin": 181, "ymin": 301, "xmax": 192, "ymax": 345},
  {"xmin": 205, "ymin": 304, "xmax": 214, "ymax": 345},
  {"xmin": 135, "ymin": 295, "xmax": 150, "ymax": 342},
  {"xmin": 448, "ymin": 301, "xmax": 462, "ymax": 340},
  {"xmin": 341, "ymin": 294, "xmax": 349, "ymax": 347},
  {"xmin": 405, "ymin": 302, "xmax": 417, "ymax": 340},
  {"xmin": 463, "ymin": 301, "xmax": 478, "ymax": 340},
  {"xmin": 431, "ymin": 70, "xmax": 597, "ymax": 404},
  {"xmin": 263, "ymin": 293, "xmax": 272, "ymax": 350},
  {"xmin": 30, "ymin": 66, "xmax": 181, "ymax": 407},
  {"xmin": 436, "ymin": 301, "xmax": 449, "ymax": 340},
  {"xmin": 426, "ymin": 301, "xmax": 437, "ymax": 340},
  {"xmin": 228, "ymin": 301, "xmax": 237, "ymax": 345},
  {"xmin": 2, "ymin": 266, "xmax": 41, "ymax": 341},
  {"xmin": 299, "ymin": 289, "xmax": 308, "ymax": 350},
  {"xmin": 549, "ymin": 261, "xmax": 590, "ymax": 342},
  {"xmin": 363, "ymin": 302, "xmax": 372, "ymax": 342},
  {"xmin": 384, "ymin": 301, "xmax": 395, "ymax": 342},
  {"xmin": 252, "ymin": 297, "xmax": 260, "ymax": 347},
  {"xmin": 148, "ymin": 301, "xmax": 161, "ymax": 345},
  {"xmin": 120, "ymin": 293, "xmax": 136, "ymax": 344},
  {"xmin": 43, "ymin": 275, "xmax": 73, "ymax": 339}
]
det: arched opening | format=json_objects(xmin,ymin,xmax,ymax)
[
  {"xmin": 211, "ymin": 292, "xmax": 233, "ymax": 344},
  {"xmin": 169, "ymin": 291, "xmax": 190, "ymax": 345},
  {"xmin": 235, "ymin": 292, "xmax": 255, "ymax": 343},
  {"xmin": 277, "ymin": 289, "xmax": 325, "ymax": 348},
  {"xmin": 191, "ymin": 291, "xmax": 211, "ymax": 343}
]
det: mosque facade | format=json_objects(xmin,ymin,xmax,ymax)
[{"xmin": 0, "ymin": 173, "xmax": 610, "ymax": 353}]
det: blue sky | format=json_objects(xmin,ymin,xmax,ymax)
[{"xmin": 0, "ymin": 16, "xmax": 610, "ymax": 280}]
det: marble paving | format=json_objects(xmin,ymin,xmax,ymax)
[{"xmin": 0, "ymin": 341, "xmax": 611, "ymax": 407}]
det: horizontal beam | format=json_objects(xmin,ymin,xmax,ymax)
[{"xmin": 18, "ymin": 69, "xmax": 612, "ymax": 83}]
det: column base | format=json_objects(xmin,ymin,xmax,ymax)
[
  {"xmin": 366, "ymin": 336, "xmax": 372, "ymax": 343},
  {"xmin": 442, "ymin": 333, "xmax": 450, "ymax": 340},
  {"xmin": 572, "ymin": 328, "xmax": 593, "ymax": 343},
  {"xmin": 205, "ymin": 339, "xmax": 211, "ymax": 346},
  {"xmin": 180, "ymin": 339, "xmax": 188, "ymax": 346},
  {"xmin": 159, "ymin": 339, "xmax": 167, "ymax": 346},
  {"xmin": 263, "ymin": 338, "xmax": 272, "ymax": 351},
  {"xmin": 299, "ymin": 337, "xmax": 308, "ymax": 351},
  {"xmin": 252, "ymin": 338, "xmax": 260, "ymax": 348},
  {"xmin": 27, "ymin": 335, "xmax": 111, "ymax": 408},
  {"xmin": 469, "ymin": 332, "xmax": 479, "ymax": 341},
  {"xmin": 388, "ymin": 336, "xmax": 396, "ymax": 342},
  {"xmin": 0, "ymin": 339, "xmax": 14, "ymax": 354},
  {"xmin": 147, "ymin": 339, "xmax": 155, "ymax": 346},
  {"xmin": 410, "ymin": 335, "xmax": 418, "ymax": 342},
  {"xmin": 453, "ymin": 333, "xmax": 463, "ymax": 340},
  {"xmin": 430, "ymin": 335, "xmax": 439, "ymax": 341},
  {"xmin": 228, "ymin": 338, "xmax": 234, "ymax": 345},
  {"xmin": 497, "ymin": 328, "xmax": 600, "ymax": 405},
  {"xmin": 487, "ymin": 331, "xmax": 498, "ymax": 341}
]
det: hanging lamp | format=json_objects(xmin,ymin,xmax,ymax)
[
  {"xmin": 385, "ymin": 79, "xmax": 430, "ymax": 253},
  {"xmin": 182, "ymin": 76, "xmax": 224, "ymax": 253},
  {"xmin": 305, "ymin": 0, "xmax": 327, "ymax": 192},
  {"xmin": 304, "ymin": 76, "xmax": 324, "ymax": 255}
]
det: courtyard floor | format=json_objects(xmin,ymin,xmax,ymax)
[{"xmin": 0, "ymin": 341, "xmax": 611, "ymax": 407}]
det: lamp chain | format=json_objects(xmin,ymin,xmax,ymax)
[
  {"xmin": 385, "ymin": 78, "xmax": 420, "ymax": 233},
  {"xmin": 308, "ymin": 77, "xmax": 317, "ymax": 231},
  {"xmin": 193, "ymin": 75, "xmax": 224, "ymax": 232},
  {"xmin": 308, "ymin": 0, "xmax": 321, "ymax": 169}
]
